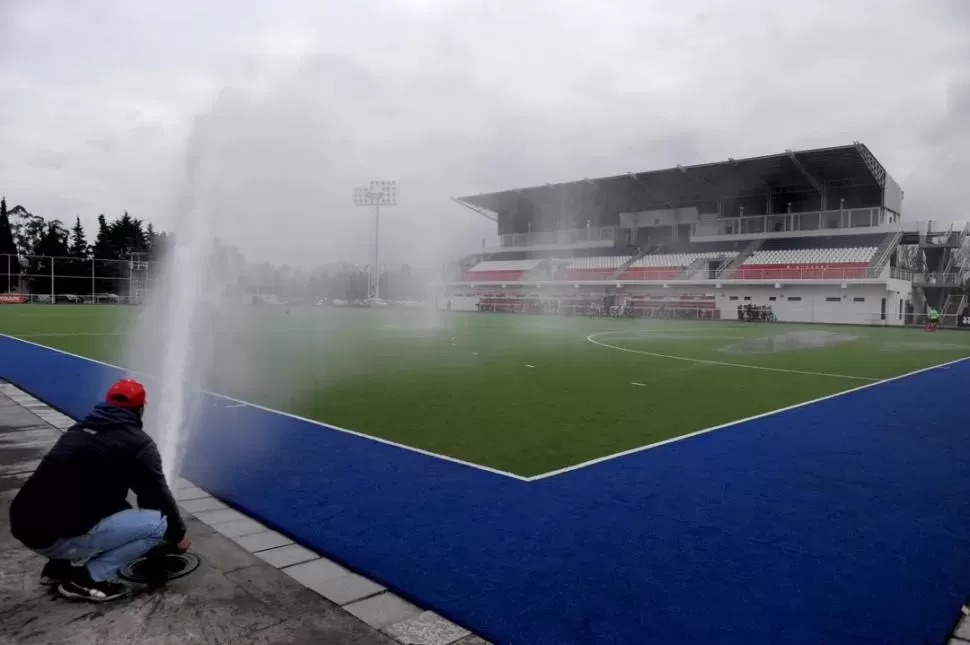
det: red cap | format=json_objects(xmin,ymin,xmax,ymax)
[{"xmin": 106, "ymin": 379, "xmax": 146, "ymax": 408}]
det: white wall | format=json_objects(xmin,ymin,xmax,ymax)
[{"xmin": 710, "ymin": 283, "xmax": 905, "ymax": 325}]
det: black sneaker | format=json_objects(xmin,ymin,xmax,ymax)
[
  {"xmin": 57, "ymin": 566, "xmax": 129, "ymax": 602},
  {"xmin": 40, "ymin": 559, "xmax": 72, "ymax": 586}
]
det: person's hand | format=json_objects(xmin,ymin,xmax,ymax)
[{"xmin": 175, "ymin": 537, "xmax": 191, "ymax": 552}]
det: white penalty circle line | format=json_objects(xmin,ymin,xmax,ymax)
[{"xmin": 586, "ymin": 331, "xmax": 879, "ymax": 382}]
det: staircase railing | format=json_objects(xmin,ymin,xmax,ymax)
[
  {"xmin": 866, "ymin": 231, "xmax": 902, "ymax": 277},
  {"xmin": 941, "ymin": 294, "xmax": 967, "ymax": 327},
  {"xmin": 677, "ymin": 257, "xmax": 709, "ymax": 280},
  {"xmin": 715, "ymin": 239, "xmax": 764, "ymax": 279},
  {"xmin": 608, "ymin": 249, "xmax": 648, "ymax": 281}
]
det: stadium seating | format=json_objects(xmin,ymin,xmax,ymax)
[
  {"xmin": 561, "ymin": 256, "xmax": 631, "ymax": 280},
  {"xmin": 619, "ymin": 252, "xmax": 737, "ymax": 280},
  {"xmin": 735, "ymin": 246, "xmax": 877, "ymax": 279},
  {"xmin": 461, "ymin": 259, "xmax": 543, "ymax": 282}
]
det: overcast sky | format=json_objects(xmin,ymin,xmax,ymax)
[{"xmin": 1, "ymin": 0, "xmax": 968, "ymax": 267}]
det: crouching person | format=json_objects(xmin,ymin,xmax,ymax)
[{"xmin": 9, "ymin": 379, "xmax": 188, "ymax": 601}]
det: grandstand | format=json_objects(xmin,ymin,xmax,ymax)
[{"xmin": 449, "ymin": 143, "xmax": 969, "ymax": 326}]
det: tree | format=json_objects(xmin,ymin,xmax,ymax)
[
  {"xmin": 896, "ymin": 244, "xmax": 921, "ymax": 272},
  {"xmin": 35, "ymin": 220, "xmax": 69, "ymax": 257},
  {"xmin": 27, "ymin": 220, "xmax": 69, "ymax": 297},
  {"xmin": 64, "ymin": 217, "xmax": 91, "ymax": 295},
  {"xmin": 9, "ymin": 205, "xmax": 45, "ymax": 258},
  {"xmin": 68, "ymin": 216, "xmax": 88, "ymax": 258},
  {"xmin": 110, "ymin": 211, "xmax": 149, "ymax": 258},
  {"xmin": 91, "ymin": 214, "xmax": 113, "ymax": 259},
  {"xmin": 0, "ymin": 197, "xmax": 20, "ymax": 291}
]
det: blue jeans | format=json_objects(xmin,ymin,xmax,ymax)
[{"xmin": 34, "ymin": 509, "xmax": 168, "ymax": 582}]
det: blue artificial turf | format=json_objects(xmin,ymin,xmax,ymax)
[{"xmin": 3, "ymin": 334, "xmax": 969, "ymax": 644}]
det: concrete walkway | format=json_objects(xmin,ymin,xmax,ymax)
[{"xmin": 0, "ymin": 385, "xmax": 488, "ymax": 645}]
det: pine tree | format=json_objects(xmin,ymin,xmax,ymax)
[
  {"xmin": 0, "ymin": 197, "xmax": 21, "ymax": 290},
  {"xmin": 68, "ymin": 216, "xmax": 88, "ymax": 258},
  {"xmin": 26, "ymin": 220, "xmax": 68, "ymax": 297},
  {"xmin": 92, "ymin": 214, "xmax": 113, "ymax": 259}
]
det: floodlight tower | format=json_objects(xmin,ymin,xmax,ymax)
[{"xmin": 352, "ymin": 180, "xmax": 397, "ymax": 300}]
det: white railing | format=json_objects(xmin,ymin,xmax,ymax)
[
  {"xmin": 908, "ymin": 272, "xmax": 965, "ymax": 286},
  {"xmin": 454, "ymin": 266, "xmax": 895, "ymax": 284},
  {"xmin": 498, "ymin": 226, "xmax": 617, "ymax": 249},
  {"xmin": 727, "ymin": 266, "xmax": 878, "ymax": 281},
  {"xmin": 694, "ymin": 208, "xmax": 888, "ymax": 238}
]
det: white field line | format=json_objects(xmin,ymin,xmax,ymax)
[
  {"xmin": 7, "ymin": 331, "xmax": 968, "ymax": 483},
  {"xmin": 527, "ymin": 354, "xmax": 970, "ymax": 481},
  {"xmin": 0, "ymin": 334, "xmax": 530, "ymax": 482},
  {"xmin": 586, "ymin": 331, "xmax": 879, "ymax": 382}
]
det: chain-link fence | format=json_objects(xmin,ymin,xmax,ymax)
[
  {"xmin": 0, "ymin": 254, "xmax": 439, "ymax": 306},
  {"xmin": 0, "ymin": 253, "xmax": 159, "ymax": 304}
]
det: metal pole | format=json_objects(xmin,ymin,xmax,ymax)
[
  {"xmin": 51, "ymin": 257, "xmax": 55, "ymax": 303},
  {"xmin": 374, "ymin": 204, "xmax": 381, "ymax": 300},
  {"xmin": 91, "ymin": 258, "xmax": 96, "ymax": 303},
  {"xmin": 6, "ymin": 254, "xmax": 10, "ymax": 292}
]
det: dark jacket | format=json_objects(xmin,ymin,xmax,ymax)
[{"xmin": 9, "ymin": 403, "xmax": 187, "ymax": 549}]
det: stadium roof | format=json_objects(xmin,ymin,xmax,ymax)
[{"xmin": 457, "ymin": 143, "xmax": 894, "ymax": 215}]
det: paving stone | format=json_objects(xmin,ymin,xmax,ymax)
[
  {"xmin": 195, "ymin": 508, "xmax": 248, "ymax": 525},
  {"xmin": 179, "ymin": 497, "xmax": 228, "ymax": 514},
  {"xmin": 173, "ymin": 477, "xmax": 195, "ymax": 489},
  {"xmin": 282, "ymin": 557, "xmax": 351, "ymax": 591},
  {"xmin": 247, "ymin": 611, "xmax": 397, "ymax": 644},
  {"xmin": 174, "ymin": 486, "xmax": 210, "ymax": 501},
  {"xmin": 304, "ymin": 572, "xmax": 386, "ymax": 606},
  {"xmin": 234, "ymin": 530, "xmax": 293, "ymax": 552},
  {"xmin": 185, "ymin": 526, "xmax": 261, "ymax": 574},
  {"xmin": 211, "ymin": 518, "xmax": 267, "ymax": 538},
  {"xmin": 225, "ymin": 562, "xmax": 330, "ymax": 622},
  {"xmin": 256, "ymin": 544, "xmax": 320, "ymax": 569},
  {"xmin": 383, "ymin": 610, "xmax": 470, "ymax": 645},
  {"xmin": 345, "ymin": 592, "xmax": 421, "ymax": 629},
  {"xmin": 182, "ymin": 516, "xmax": 215, "ymax": 537}
]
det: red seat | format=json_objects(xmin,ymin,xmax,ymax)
[
  {"xmin": 733, "ymin": 263, "xmax": 867, "ymax": 280},
  {"xmin": 617, "ymin": 267, "xmax": 680, "ymax": 280},
  {"xmin": 461, "ymin": 270, "xmax": 527, "ymax": 282},
  {"xmin": 564, "ymin": 268, "xmax": 616, "ymax": 280}
]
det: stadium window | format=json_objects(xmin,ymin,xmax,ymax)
[
  {"xmin": 787, "ymin": 297, "xmax": 802, "ymax": 302},
  {"xmin": 853, "ymin": 297, "xmax": 865, "ymax": 303},
  {"xmin": 825, "ymin": 297, "xmax": 841, "ymax": 302},
  {"xmin": 768, "ymin": 296, "xmax": 777, "ymax": 301},
  {"xmin": 743, "ymin": 296, "xmax": 751, "ymax": 301},
  {"xmin": 729, "ymin": 296, "xmax": 738, "ymax": 301}
]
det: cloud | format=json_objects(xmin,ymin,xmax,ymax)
[{"xmin": 2, "ymin": 0, "xmax": 969, "ymax": 265}]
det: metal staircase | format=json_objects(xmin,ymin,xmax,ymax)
[
  {"xmin": 866, "ymin": 231, "xmax": 902, "ymax": 277},
  {"xmin": 676, "ymin": 257, "xmax": 709, "ymax": 280},
  {"xmin": 941, "ymin": 294, "xmax": 967, "ymax": 328},
  {"xmin": 523, "ymin": 259, "xmax": 553, "ymax": 282},
  {"xmin": 608, "ymin": 249, "xmax": 648, "ymax": 281},
  {"xmin": 716, "ymin": 239, "xmax": 764, "ymax": 279}
]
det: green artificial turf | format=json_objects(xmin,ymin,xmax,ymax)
[{"xmin": 3, "ymin": 305, "xmax": 969, "ymax": 476}]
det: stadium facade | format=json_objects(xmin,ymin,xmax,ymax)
[{"xmin": 448, "ymin": 143, "xmax": 969, "ymax": 326}]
